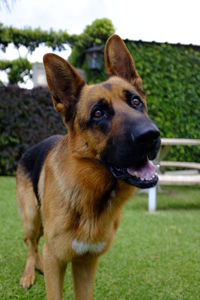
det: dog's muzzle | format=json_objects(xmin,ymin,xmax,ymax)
[{"xmin": 103, "ymin": 119, "xmax": 161, "ymax": 189}]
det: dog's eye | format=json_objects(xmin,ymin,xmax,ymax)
[
  {"xmin": 125, "ymin": 91, "xmax": 144, "ymax": 111},
  {"xmin": 131, "ymin": 96, "xmax": 142, "ymax": 108},
  {"xmin": 92, "ymin": 109, "xmax": 105, "ymax": 120}
]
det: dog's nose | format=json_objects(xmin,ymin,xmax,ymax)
[
  {"xmin": 131, "ymin": 121, "xmax": 160, "ymax": 160},
  {"xmin": 132, "ymin": 122, "xmax": 160, "ymax": 144}
]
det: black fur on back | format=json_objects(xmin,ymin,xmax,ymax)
[{"xmin": 19, "ymin": 135, "xmax": 64, "ymax": 206}]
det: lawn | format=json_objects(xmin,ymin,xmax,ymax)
[{"xmin": 0, "ymin": 176, "xmax": 200, "ymax": 300}]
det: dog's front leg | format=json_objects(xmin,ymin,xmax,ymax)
[
  {"xmin": 43, "ymin": 243, "xmax": 67, "ymax": 300},
  {"xmin": 72, "ymin": 255, "xmax": 98, "ymax": 300}
]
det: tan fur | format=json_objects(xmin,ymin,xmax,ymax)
[{"xmin": 16, "ymin": 35, "xmax": 148, "ymax": 299}]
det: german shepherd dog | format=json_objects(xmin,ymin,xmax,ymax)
[{"xmin": 16, "ymin": 35, "xmax": 160, "ymax": 299}]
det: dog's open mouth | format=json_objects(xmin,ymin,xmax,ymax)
[{"xmin": 110, "ymin": 158, "xmax": 158, "ymax": 188}]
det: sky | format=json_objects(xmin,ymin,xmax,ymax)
[{"xmin": 0, "ymin": 0, "xmax": 200, "ymax": 87}]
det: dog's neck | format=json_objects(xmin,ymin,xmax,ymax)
[
  {"xmin": 54, "ymin": 135, "xmax": 134, "ymax": 217},
  {"xmin": 65, "ymin": 157, "xmax": 116, "ymax": 217}
]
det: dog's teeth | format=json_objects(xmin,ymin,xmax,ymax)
[{"xmin": 134, "ymin": 172, "xmax": 157, "ymax": 181}]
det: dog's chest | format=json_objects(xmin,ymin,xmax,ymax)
[{"xmin": 70, "ymin": 189, "xmax": 120, "ymax": 256}]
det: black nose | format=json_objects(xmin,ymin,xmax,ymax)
[
  {"xmin": 132, "ymin": 121, "xmax": 160, "ymax": 160},
  {"xmin": 132, "ymin": 122, "xmax": 160, "ymax": 144},
  {"xmin": 131, "ymin": 120, "xmax": 160, "ymax": 143}
]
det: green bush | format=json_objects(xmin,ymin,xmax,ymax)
[{"xmin": 0, "ymin": 86, "xmax": 65, "ymax": 175}]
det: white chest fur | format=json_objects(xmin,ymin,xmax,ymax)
[{"xmin": 72, "ymin": 239, "xmax": 106, "ymax": 255}]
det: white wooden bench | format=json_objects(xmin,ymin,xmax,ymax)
[{"xmin": 148, "ymin": 138, "xmax": 200, "ymax": 212}]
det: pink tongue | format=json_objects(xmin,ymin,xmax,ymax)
[{"xmin": 127, "ymin": 159, "xmax": 156, "ymax": 180}]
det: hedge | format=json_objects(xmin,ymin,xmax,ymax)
[{"xmin": 0, "ymin": 86, "xmax": 65, "ymax": 175}]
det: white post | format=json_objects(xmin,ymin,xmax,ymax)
[{"xmin": 148, "ymin": 186, "xmax": 157, "ymax": 212}]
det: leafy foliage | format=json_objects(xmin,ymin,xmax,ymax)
[
  {"xmin": 0, "ymin": 58, "xmax": 32, "ymax": 84},
  {"xmin": 0, "ymin": 23, "xmax": 77, "ymax": 52},
  {"xmin": 0, "ymin": 19, "xmax": 114, "ymax": 84},
  {"xmin": 0, "ymin": 22, "xmax": 78, "ymax": 85}
]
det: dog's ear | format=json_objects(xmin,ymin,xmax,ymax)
[
  {"xmin": 105, "ymin": 34, "xmax": 142, "ymax": 89},
  {"xmin": 43, "ymin": 53, "xmax": 85, "ymax": 116}
]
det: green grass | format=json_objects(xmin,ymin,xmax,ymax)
[{"xmin": 0, "ymin": 176, "xmax": 200, "ymax": 299}]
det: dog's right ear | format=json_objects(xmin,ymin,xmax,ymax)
[{"xmin": 43, "ymin": 54, "xmax": 85, "ymax": 116}]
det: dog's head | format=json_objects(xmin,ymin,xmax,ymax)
[{"xmin": 43, "ymin": 35, "xmax": 161, "ymax": 189}]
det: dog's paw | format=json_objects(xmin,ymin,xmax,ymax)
[{"xmin": 20, "ymin": 272, "xmax": 35, "ymax": 289}]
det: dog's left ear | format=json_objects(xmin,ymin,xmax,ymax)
[{"xmin": 105, "ymin": 34, "xmax": 142, "ymax": 89}]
